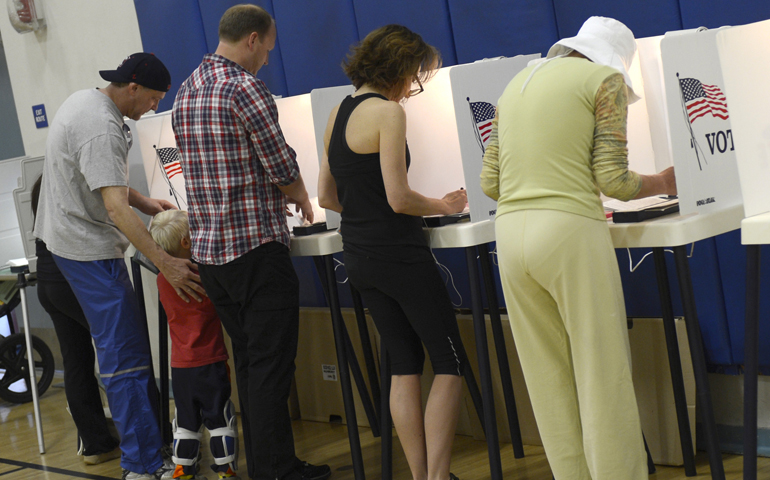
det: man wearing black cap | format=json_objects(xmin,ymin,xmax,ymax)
[{"xmin": 34, "ymin": 52, "xmax": 206, "ymax": 480}]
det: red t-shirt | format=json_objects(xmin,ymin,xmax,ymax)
[{"xmin": 157, "ymin": 273, "xmax": 229, "ymax": 368}]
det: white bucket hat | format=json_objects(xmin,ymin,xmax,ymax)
[{"xmin": 547, "ymin": 16, "xmax": 640, "ymax": 103}]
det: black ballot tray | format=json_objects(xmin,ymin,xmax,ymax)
[
  {"xmin": 612, "ymin": 203, "xmax": 680, "ymax": 224},
  {"xmin": 293, "ymin": 222, "xmax": 329, "ymax": 236},
  {"xmin": 422, "ymin": 212, "xmax": 470, "ymax": 227}
]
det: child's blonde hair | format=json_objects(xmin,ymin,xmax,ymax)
[{"xmin": 149, "ymin": 210, "xmax": 189, "ymax": 255}]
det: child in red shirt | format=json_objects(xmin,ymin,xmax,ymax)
[{"xmin": 150, "ymin": 210, "xmax": 238, "ymax": 480}]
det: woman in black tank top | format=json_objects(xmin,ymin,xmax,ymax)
[{"xmin": 318, "ymin": 25, "xmax": 468, "ymax": 480}]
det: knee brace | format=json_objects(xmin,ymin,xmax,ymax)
[
  {"xmin": 208, "ymin": 399, "xmax": 238, "ymax": 470},
  {"xmin": 172, "ymin": 412, "xmax": 203, "ymax": 467}
]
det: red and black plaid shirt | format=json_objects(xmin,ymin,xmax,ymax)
[{"xmin": 172, "ymin": 54, "xmax": 299, "ymax": 265}]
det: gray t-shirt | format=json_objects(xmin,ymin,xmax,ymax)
[{"xmin": 34, "ymin": 89, "xmax": 131, "ymax": 260}]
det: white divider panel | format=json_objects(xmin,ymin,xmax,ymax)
[
  {"xmin": 401, "ymin": 67, "xmax": 466, "ymax": 204},
  {"xmin": 661, "ymin": 27, "xmax": 743, "ymax": 216},
  {"xmin": 11, "ymin": 156, "xmax": 44, "ymax": 270},
  {"xmin": 275, "ymin": 94, "xmax": 321, "ymax": 228},
  {"xmin": 310, "ymin": 85, "xmax": 355, "ymax": 229},
  {"xmin": 449, "ymin": 54, "xmax": 539, "ymax": 222},
  {"xmin": 716, "ymin": 19, "xmax": 770, "ymax": 218},
  {"xmin": 127, "ymin": 112, "xmax": 183, "ymax": 208},
  {"xmin": 636, "ymin": 35, "xmax": 678, "ymax": 174},
  {"xmin": 630, "ymin": 36, "xmax": 669, "ymax": 176}
]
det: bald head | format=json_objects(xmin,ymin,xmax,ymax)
[{"xmin": 219, "ymin": 4, "xmax": 274, "ymax": 44}]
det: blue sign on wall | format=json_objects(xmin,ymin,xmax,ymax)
[{"xmin": 32, "ymin": 104, "xmax": 47, "ymax": 129}]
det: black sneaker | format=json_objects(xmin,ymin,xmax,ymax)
[{"xmin": 296, "ymin": 461, "xmax": 331, "ymax": 480}]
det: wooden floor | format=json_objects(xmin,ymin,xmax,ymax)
[{"xmin": 1, "ymin": 385, "xmax": 767, "ymax": 479}]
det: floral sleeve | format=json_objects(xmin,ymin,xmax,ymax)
[{"xmin": 592, "ymin": 73, "xmax": 642, "ymax": 201}]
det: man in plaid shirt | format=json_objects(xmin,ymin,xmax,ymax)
[{"xmin": 172, "ymin": 5, "xmax": 328, "ymax": 480}]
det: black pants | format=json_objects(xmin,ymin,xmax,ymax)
[
  {"xmin": 36, "ymin": 279, "xmax": 119, "ymax": 456},
  {"xmin": 198, "ymin": 242, "xmax": 300, "ymax": 480},
  {"xmin": 172, "ymin": 361, "xmax": 232, "ymax": 475},
  {"xmin": 344, "ymin": 252, "xmax": 466, "ymax": 376}
]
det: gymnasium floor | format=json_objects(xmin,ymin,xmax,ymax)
[{"xmin": 0, "ymin": 384, "xmax": 765, "ymax": 479}]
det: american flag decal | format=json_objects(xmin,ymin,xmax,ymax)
[
  {"xmin": 467, "ymin": 98, "xmax": 496, "ymax": 153},
  {"xmin": 679, "ymin": 77, "xmax": 729, "ymax": 124},
  {"xmin": 157, "ymin": 147, "xmax": 183, "ymax": 179}
]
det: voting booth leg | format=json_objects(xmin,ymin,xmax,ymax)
[
  {"xmin": 743, "ymin": 245, "xmax": 760, "ymax": 480},
  {"xmin": 673, "ymin": 246, "xmax": 725, "ymax": 480},
  {"xmin": 380, "ymin": 346, "xmax": 393, "ymax": 480},
  {"xmin": 157, "ymin": 304, "xmax": 172, "ymax": 445},
  {"xmin": 313, "ymin": 258, "xmax": 380, "ymax": 436},
  {"xmin": 350, "ymin": 283, "xmax": 383, "ymax": 428},
  {"xmin": 643, "ymin": 433, "xmax": 656, "ymax": 474},
  {"xmin": 16, "ymin": 273, "xmax": 45, "ymax": 454},
  {"xmin": 652, "ymin": 248, "xmax": 696, "ymax": 476},
  {"xmin": 315, "ymin": 255, "xmax": 366, "ymax": 479},
  {"xmin": 463, "ymin": 356, "xmax": 486, "ymax": 437},
  {"xmin": 465, "ymin": 247, "xmax": 503, "ymax": 480},
  {"xmin": 131, "ymin": 258, "xmax": 171, "ymax": 445},
  {"xmin": 477, "ymin": 243, "xmax": 525, "ymax": 459}
]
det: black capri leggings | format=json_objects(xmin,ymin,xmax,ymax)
[{"xmin": 344, "ymin": 252, "xmax": 466, "ymax": 376}]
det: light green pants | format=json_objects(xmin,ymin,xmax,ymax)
[{"xmin": 496, "ymin": 209, "xmax": 647, "ymax": 480}]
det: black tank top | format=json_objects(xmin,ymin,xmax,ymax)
[{"xmin": 328, "ymin": 93, "xmax": 430, "ymax": 263}]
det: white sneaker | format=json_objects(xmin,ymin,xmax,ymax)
[
  {"xmin": 121, "ymin": 469, "xmax": 158, "ymax": 480},
  {"xmin": 122, "ymin": 464, "xmax": 174, "ymax": 480}
]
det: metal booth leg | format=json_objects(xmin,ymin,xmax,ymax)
[
  {"xmin": 380, "ymin": 346, "xmax": 392, "ymax": 480},
  {"xmin": 312, "ymin": 257, "xmax": 379, "ymax": 435},
  {"xmin": 313, "ymin": 255, "xmax": 366, "ymax": 479},
  {"xmin": 350, "ymin": 283, "xmax": 383, "ymax": 428},
  {"xmin": 744, "ymin": 245, "xmax": 761, "ymax": 480},
  {"xmin": 16, "ymin": 271, "xmax": 45, "ymax": 454},
  {"xmin": 652, "ymin": 248, "xmax": 696, "ymax": 476},
  {"xmin": 477, "ymin": 243, "xmax": 525, "ymax": 459},
  {"xmin": 672, "ymin": 246, "xmax": 725, "ymax": 480},
  {"xmin": 465, "ymin": 247, "xmax": 503, "ymax": 480}
]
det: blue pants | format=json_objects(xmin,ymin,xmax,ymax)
[{"xmin": 53, "ymin": 255, "xmax": 163, "ymax": 474}]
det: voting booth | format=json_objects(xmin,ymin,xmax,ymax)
[
  {"xmin": 660, "ymin": 28, "xmax": 742, "ymax": 217},
  {"xmin": 310, "ymin": 55, "xmax": 540, "ymax": 228}
]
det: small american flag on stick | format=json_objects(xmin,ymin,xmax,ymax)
[
  {"xmin": 467, "ymin": 98, "xmax": 496, "ymax": 153},
  {"xmin": 157, "ymin": 147, "xmax": 183, "ymax": 179},
  {"xmin": 679, "ymin": 77, "xmax": 729, "ymax": 124}
]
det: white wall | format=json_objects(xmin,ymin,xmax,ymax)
[{"xmin": 0, "ymin": 0, "xmax": 143, "ymax": 158}]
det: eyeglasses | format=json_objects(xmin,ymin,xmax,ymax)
[{"xmin": 408, "ymin": 78, "xmax": 424, "ymax": 97}]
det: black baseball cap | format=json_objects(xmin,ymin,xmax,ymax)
[{"xmin": 99, "ymin": 53, "xmax": 171, "ymax": 92}]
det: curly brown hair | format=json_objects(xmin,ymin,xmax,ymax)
[{"xmin": 343, "ymin": 25, "xmax": 441, "ymax": 97}]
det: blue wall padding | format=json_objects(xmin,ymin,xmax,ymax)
[
  {"xmin": 447, "ymin": 0, "xmax": 559, "ymax": 63},
  {"xmin": 195, "ymin": 0, "xmax": 289, "ymax": 98},
  {"xmin": 351, "ymin": 0, "xmax": 458, "ymax": 66},
  {"xmin": 552, "ymin": 0, "xmax": 683, "ymax": 40},
  {"xmin": 617, "ymin": 237, "xmax": 734, "ymax": 367},
  {"xmin": 133, "ymin": 0, "xmax": 209, "ymax": 113},
  {"xmin": 679, "ymin": 0, "xmax": 770, "ymax": 29},
  {"xmin": 273, "ymin": 0, "xmax": 360, "ymax": 96},
  {"xmin": 714, "ymin": 230, "xmax": 770, "ymax": 368}
]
